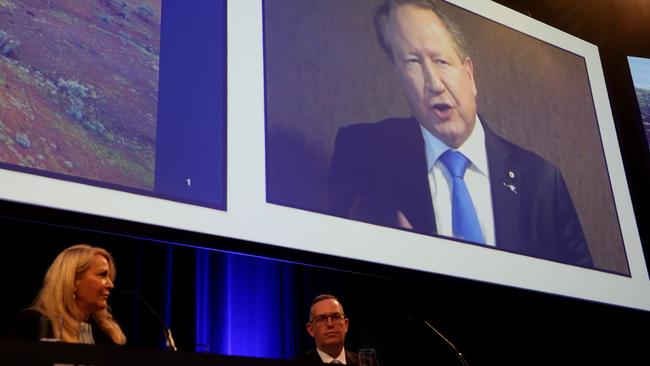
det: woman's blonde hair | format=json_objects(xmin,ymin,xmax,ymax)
[{"xmin": 31, "ymin": 244, "xmax": 126, "ymax": 344}]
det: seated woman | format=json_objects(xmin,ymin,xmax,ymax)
[{"xmin": 8, "ymin": 244, "xmax": 126, "ymax": 345}]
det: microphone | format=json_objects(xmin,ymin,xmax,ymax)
[
  {"xmin": 120, "ymin": 290, "xmax": 177, "ymax": 351},
  {"xmin": 407, "ymin": 317, "xmax": 469, "ymax": 366}
]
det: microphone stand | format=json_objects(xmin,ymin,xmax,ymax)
[
  {"xmin": 121, "ymin": 290, "xmax": 177, "ymax": 352},
  {"xmin": 411, "ymin": 317, "xmax": 469, "ymax": 366},
  {"xmin": 163, "ymin": 327, "xmax": 178, "ymax": 352}
]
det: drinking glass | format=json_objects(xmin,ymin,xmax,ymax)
[
  {"xmin": 358, "ymin": 348, "xmax": 377, "ymax": 366},
  {"xmin": 39, "ymin": 315, "xmax": 62, "ymax": 342}
]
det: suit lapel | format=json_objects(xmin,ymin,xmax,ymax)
[
  {"xmin": 387, "ymin": 116, "xmax": 525, "ymax": 246},
  {"xmin": 391, "ymin": 118, "xmax": 436, "ymax": 235},
  {"xmin": 484, "ymin": 122, "xmax": 522, "ymax": 251},
  {"xmin": 345, "ymin": 351, "xmax": 357, "ymax": 366}
]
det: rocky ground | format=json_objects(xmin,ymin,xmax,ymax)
[{"xmin": 0, "ymin": 0, "xmax": 160, "ymax": 190}]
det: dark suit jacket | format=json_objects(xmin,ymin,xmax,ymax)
[
  {"xmin": 4, "ymin": 309, "xmax": 115, "ymax": 345},
  {"xmin": 329, "ymin": 116, "xmax": 593, "ymax": 268},
  {"xmin": 291, "ymin": 349, "xmax": 379, "ymax": 366}
]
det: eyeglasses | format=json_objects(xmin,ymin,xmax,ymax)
[{"xmin": 310, "ymin": 313, "xmax": 346, "ymax": 327}]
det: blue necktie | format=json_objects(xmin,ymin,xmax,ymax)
[{"xmin": 439, "ymin": 150, "xmax": 485, "ymax": 244}]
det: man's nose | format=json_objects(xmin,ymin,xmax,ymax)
[{"xmin": 423, "ymin": 60, "xmax": 445, "ymax": 94}]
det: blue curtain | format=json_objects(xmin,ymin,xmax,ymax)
[{"xmin": 195, "ymin": 250, "xmax": 299, "ymax": 358}]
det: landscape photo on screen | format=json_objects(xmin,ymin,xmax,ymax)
[
  {"xmin": 628, "ymin": 56, "xmax": 650, "ymax": 149},
  {"xmin": 0, "ymin": 0, "xmax": 161, "ymax": 191}
]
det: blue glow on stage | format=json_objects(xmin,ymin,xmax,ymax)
[{"xmin": 195, "ymin": 250, "xmax": 298, "ymax": 358}]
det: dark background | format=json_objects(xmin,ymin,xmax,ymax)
[{"xmin": 1, "ymin": 1, "xmax": 649, "ymax": 365}]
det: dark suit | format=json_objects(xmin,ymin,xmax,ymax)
[
  {"xmin": 329, "ymin": 116, "xmax": 593, "ymax": 268},
  {"xmin": 291, "ymin": 349, "xmax": 379, "ymax": 366},
  {"xmin": 4, "ymin": 309, "xmax": 115, "ymax": 345}
]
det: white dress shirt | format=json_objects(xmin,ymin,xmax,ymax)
[
  {"xmin": 419, "ymin": 115, "xmax": 496, "ymax": 246},
  {"xmin": 317, "ymin": 347, "xmax": 347, "ymax": 364},
  {"xmin": 78, "ymin": 322, "xmax": 95, "ymax": 344}
]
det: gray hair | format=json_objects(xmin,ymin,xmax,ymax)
[
  {"xmin": 309, "ymin": 294, "xmax": 344, "ymax": 320},
  {"xmin": 374, "ymin": 0, "xmax": 470, "ymax": 61}
]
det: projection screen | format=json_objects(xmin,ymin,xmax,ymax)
[{"xmin": 0, "ymin": 0, "xmax": 648, "ymax": 311}]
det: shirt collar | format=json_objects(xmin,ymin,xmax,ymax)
[
  {"xmin": 317, "ymin": 348, "xmax": 346, "ymax": 364},
  {"xmin": 419, "ymin": 114, "xmax": 489, "ymax": 176}
]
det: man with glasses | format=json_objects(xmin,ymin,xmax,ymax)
[{"xmin": 292, "ymin": 294, "xmax": 378, "ymax": 365}]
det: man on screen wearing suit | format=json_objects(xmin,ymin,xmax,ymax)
[
  {"xmin": 329, "ymin": 0, "xmax": 593, "ymax": 268},
  {"xmin": 292, "ymin": 294, "xmax": 379, "ymax": 365}
]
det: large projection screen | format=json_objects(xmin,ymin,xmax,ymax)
[
  {"xmin": 1, "ymin": 0, "xmax": 648, "ymax": 311},
  {"xmin": 628, "ymin": 56, "xmax": 650, "ymax": 150},
  {"xmin": 0, "ymin": 0, "xmax": 227, "ymax": 210}
]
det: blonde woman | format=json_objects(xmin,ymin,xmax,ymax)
[{"xmin": 8, "ymin": 244, "xmax": 126, "ymax": 345}]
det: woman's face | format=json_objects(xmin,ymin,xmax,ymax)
[{"xmin": 74, "ymin": 254, "xmax": 114, "ymax": 319}]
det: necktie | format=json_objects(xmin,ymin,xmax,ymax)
[
  {"xmin": 439, "ymin": 150, "xmax": 485, "ymax": 243},
  {"xmin": 329, "ymin": 360, "xmax": 341, "ymax": 364}
]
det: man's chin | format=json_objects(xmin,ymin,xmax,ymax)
[
  {"xmin": 322, "ymin": 336, "xmax": 342, "ymax": 345},
  {"xmin": 423, "ymin": 120, "xmax": 472, "ymax": 148}
]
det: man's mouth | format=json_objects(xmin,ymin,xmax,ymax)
[{"xmin": 431, "ymin": 102, "xmax": 454, "ymax": 120}]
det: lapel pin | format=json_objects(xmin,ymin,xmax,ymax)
[{"xmin": 503, "ymin": 182, "xmax": 517, "ymax": 194}]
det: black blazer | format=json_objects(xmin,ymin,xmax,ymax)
[
  {"xmin": 291, "ymin": 349, "xmax": 380, "ymax": 366},
  {"xmin": 329, "ymin": 116, "xmax": 593, "ymax": 268},
  {"xmin": 4, "ymin": 309, "xmax": 115, "ymax": 345}
]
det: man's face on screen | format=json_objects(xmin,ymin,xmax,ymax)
[
  {"xmin": 306, "ymin": 299, "xmax": 349, "ymax": 355},
  {"xmin": 386, "ymin": 4, "xmax": 477, "ymax": 148}
]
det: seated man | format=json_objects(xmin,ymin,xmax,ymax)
[{"xmin": 292, "ymin": 294, "xmax": 379, "ymax": 365}]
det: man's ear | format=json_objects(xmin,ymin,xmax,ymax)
[
  {"xmin": 306, "ymin": 322, "xmax": 315, "ymax": 337},
  {"xmin": 464, "ymin": 56, "xmax": 477, "ymax": 97}
]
